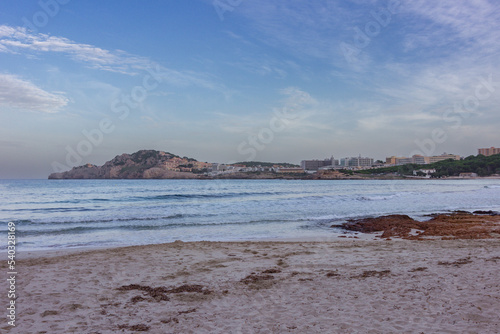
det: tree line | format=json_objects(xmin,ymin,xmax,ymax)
[{"xmin": 356, "ymin": 154, "xmax": 500, "ymax": 177}]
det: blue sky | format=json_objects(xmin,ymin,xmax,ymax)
[{"xmin": 1, "ymin": 0, "xmax": 499, "ymax": 178}]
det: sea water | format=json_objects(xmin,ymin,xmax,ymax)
[{"xmin": 1, "ymin": 179, "xmax": 500, "ymax": 250}]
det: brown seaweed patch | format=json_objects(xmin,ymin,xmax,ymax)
[
  {"xmin": 178, "ymin": 308, "xmax": 197, "ymax": 315},
  {"xmin": 168, "ymin": 284, "xmax": 212, "ymax": 295},
  {"xmin": 117, "ymin": 324, "xmax": 150, "ymax": 331},
  {"xmin": 298, "ymin": 278, "xmax": 314, "ymax": 282},
  {"xmin": 241, "ymin": 274, "xmax": 274, "ymax": 284},
  {"xmin": 276, "ymin": 259, "xmax": 287, "ymax": 266},
  {"xmin": 130, "ymin": 296, "xmax": 147, "ymax": 303},
  {"xmin": 161, "ymin": 317, "xmax": 179, "ymax": 324},
  {"xmin": 117, "ymin": 284, "xmax": 170, "ymax": 302},
  {"xmin": 40, "ymin": 310, "xmax": 58, "ymax": 317},
  {"xmin": 117, "ymin": 283, "xmax": 212, "ymax": 302},
  {"xmin": 438, "ymin": 257, "xmax": 472, "ymax": 267},
  {"xmin": 353, "ymin": 270, "xmax": 391, "ymax": 279}
]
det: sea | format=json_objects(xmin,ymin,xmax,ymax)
[{"xmin": 1, "ymin": 179, "xmax": 500, "ymax": 251}]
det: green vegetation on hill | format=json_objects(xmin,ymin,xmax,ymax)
[
  {"xmin": 232, "ymin": 161, "xmax": 299, "ymax": 167},
  {"xmin": 356, "ymin": 154, "xmax": 500, "ymax": 177},
  {"xmin": 130, "ymin": 150, "xmax": 163, "ymax": 163},
  {"xmin": 431, "ymin": 154, "xmax": 500, "ymax": 177}
]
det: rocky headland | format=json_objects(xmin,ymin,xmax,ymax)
[{"xmin": 48, "ymin": 150, "xmax": 199, "ymax": 179}]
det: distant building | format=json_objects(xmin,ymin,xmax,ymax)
[
  {"xmin": 276, "ymin": 167, "xmax": 304, "ymax": 174},
  {"xmin": 301, "ymin": 157, "xmax": 336, "ymax": 171},
  {"xmin": 340, "ymin": 156, "xmax": 374, "ymax": 168},
  {"xmin": 386, "ymin": 156, "xmax": 421, "ymax": 165},
  {"xmin": 412, "ymin": 155, "xmax": 427, "ymax": 164},
  {"xmin": 478, "ymin": 147, "xmax": 500, "ymax": 156},
  {"xmin": 413, "ymin": 169, "xmax": 436, "ymax": 178},
  {"xmin": 211, "ymin": 163, "xmax": 228, "ymax": 172},
  {"xmin": 193, "ymin": 161, "xmax": 212, "ymax": 169},
  {"xmin": 428, "ymin": 153, "xmax": 461, "ymax": 163},
  {"xmin": 386, "ymin": 153, "xmax": 460, "ymax": 165},
  {"xmin": 459, "ymin": 172, "xmax": 478, "ymax": 178},
  {"xmin": 386, "ymin": 156, "xmax": 405, "ymax": 165},
  {"xmin": 396, "ymin": 157, "xmax": 413, "ymax": 165}
]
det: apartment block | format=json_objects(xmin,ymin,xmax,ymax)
[
  {"xmin": 412, "ymin": 155, "xmax": 427, "ymax": 164},
  {"xmin": 478, "ymin": 147, "xmax": 500, "ymax": 156},
  {"xmin": 428, "ymin": 153, "xmax": 461, "ymax": 163},
  {"xmin": 386, "ymin": 153, "xmax": 460, "ymax": 165},
  {"xmin": 301, "ymin": 157, "xmax": 336, "ymax": 171},
  {"xmin": 340, "ymin": 156, "xmax": 374, "ymax": 168}
]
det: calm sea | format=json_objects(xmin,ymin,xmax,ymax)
[{"xmin": 1, "ymin": 179, "xmax": 500, "ymax": 250}]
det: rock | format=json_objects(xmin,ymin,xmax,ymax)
[
  {"xmin": 339, "ymin": 212, "xmax": 500, "ymax": 240},
  {"xmin": 473, "ymin": 210, "xmax": 499, "ymax": 216},
  {"xmin": 48, "ymin": 149, "xmax": 199, "ymax": 179}
]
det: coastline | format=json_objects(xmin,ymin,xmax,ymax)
[
  {"xmin": 4, "ymin": 234, "xmax": 500, "ymax": 333},
  {"xmin": 45, "ymin": 174, "xmax": 500, "ymax": 180}
]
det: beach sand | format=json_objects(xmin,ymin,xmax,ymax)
[{"xmin": 2, "ymin": 237, "xmax": 500, "ymax": 333}]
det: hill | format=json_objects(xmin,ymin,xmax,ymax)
[{"xmin": 48, "ymin": 150, "xmax": 200, "ymax": 179}]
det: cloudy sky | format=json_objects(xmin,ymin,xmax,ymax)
[{"xmin": 1, "ymin": 0, "xmax": 499, "ymax": 178}]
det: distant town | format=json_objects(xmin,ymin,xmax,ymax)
[
  {"xmin": 49, "ymin": 147, "xmax": 500, "ymax": 180},
  {"xmin": 205, "ymin": 147, "xmax": 500, "ymax": 177}
]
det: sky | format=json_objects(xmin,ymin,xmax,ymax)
[{"xmin": 1, "ymin": 0, "xmax": 499, "ymax": 178}]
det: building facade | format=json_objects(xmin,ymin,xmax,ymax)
[
  {"xmin": 386, "ymin": 153, "xmax": 460, "ymax": 165},
  {"xmin": 301, "ymin": 157, "xmax": 335, "ymax": 171},
  {"xmin": 478, "ymin": 147, "xmax": 500, "ymax": 156},
  {"xmin": 427, "ymin": 153, "xmax": 461, "ymax": 163},
  {"xmin": 340, "ymin": 156, "xmax": 374, "ymax": 168}
]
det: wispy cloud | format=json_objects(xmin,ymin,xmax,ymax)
[
  {"xmin": 232, "ymin": 1, "xmax": 350, "ymax": 61},
  {"xmin": 0, "ymin": 25, "xmax": 228, "ymax": 93},
  {"xmin": 0, "ymin": 73, "xmax": 68, "ymax": 113},
  {"xmin": 401, "ymin": 0, "xmax": 500, "ymax": 54},
  {"xmin": 0, "ymin": 25, "xmax": 148, "ymax": 75},
  {"xmin": 230, "ymin": 0, "xmax": 500, "ymax": 76}
]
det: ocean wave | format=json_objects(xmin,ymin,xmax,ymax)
[
  {"xmin": 307, "ymin": 214, "xmax": 342, "ymax": 220},
  {"xmin": 5, "ymin": 192, "xmax": 287, "ymax": 208},
  {"xmin": 5, "ymin": 207, "xmax": 102, "ymax": 213},
  {"xmin": 134, "ymin": 191, "xmax": 286, "ymax": 201},
  {"xmin": 357, "ymin": 194, "xmax": 399, "ymax": 201},
  {"xmin": 15, "ymin": 218, "xmax": 301, "ymax": 237},
  {"xmin": 16, "ymin": 224, "xmax": 175, "ymax": 237},
  {"xmin": 6, "ymin": 213, "xmax": 208, "ymax": 226}
]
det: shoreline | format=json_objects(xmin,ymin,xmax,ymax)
[
  {"xmin": 3, "ymin": 209, "xmax": 499, "ymax": 332},
  {"xmin": 17, "ymin": 234, "xmax": 382, "ymax": 260},
  {"xmin": 44, "ymin": 175, "xmax": 500, "ymax": 180},
  {"xmin": 16, "ymin": 210, "xmax": 500, "ymax": 255},
  {"xmin": 16, "ymin": 233, "xmax": 382, "ymax": 260},
  {"xmin": 3, "ymin": 238, "xmax": 500, "ymax": 333}
]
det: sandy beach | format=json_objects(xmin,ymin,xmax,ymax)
[{"xmin": 3, "ymin": 235, "xmax": 500, "ymax": 333}]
